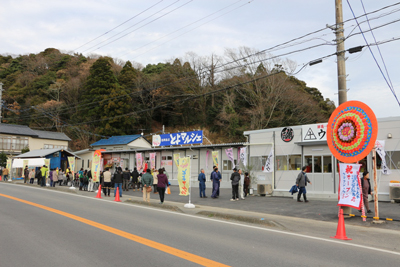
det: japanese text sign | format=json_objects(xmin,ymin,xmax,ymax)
[
  {"xmin": 153, "ymin": 131, "xmax": 203, "ymax": 147},
  {"xmin": 302, "ymin": 123, "xmax": 328, "ymax": 142},
  {"xmin": 338, "ymin": 163, "xmax": 362, "ymax": 209}
]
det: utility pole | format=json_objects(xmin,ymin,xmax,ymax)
[
  {"xmin": 0, "ymin": 82, "xmax": 3, "ymax": 123},
  {"xmin": 335, "ymin": 0, "xmax": 347, "ymax": 104}
]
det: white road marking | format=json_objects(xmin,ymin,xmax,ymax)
[{"xmin": 2, "ymin": 183, "xmax": 400, "ymax": 256}]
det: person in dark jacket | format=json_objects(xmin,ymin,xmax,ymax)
[
  {"xmin": 113, "ymin": 167, "xmax": 123, "ymax": 197},
  {"xmin": 141, "ymin": 169, "xmax": 153, "ymax": 202},
  {"xmin": 198, "ymin": 169, "xmax": 207, "ymax": 198},
  {"xmin": 244, "ymin": 172, "xmax": 250, "ymax": 197},
  {"xmin": 131, "ymin": 167, "xmax": 139, "ymax": 191},
  {"xmin": 211, "ymin": 168, "xmax": 221, "ymax": 199},
  {"xmin": 23, "ymin": 166, "xmax": 29, "ymax": 184},
  {"xmin": 157, "ymin": 168, "xmax": 169, "ymax": 204},
  {"xmin": 359, "ymin": 171, "xmax": 373, "ymax": 213},
  {"xmin": 230, "ymin": 168, "xmax": 241, "ymax": 201},
  {"xmin": 296, "ymin": 166, "xmax": 312, "ymax": 202},
  {"xmin": 122, "ymin": 168, "xmax": 131, "ymax": 191}
]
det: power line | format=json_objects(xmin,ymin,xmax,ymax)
[
  {"xmin": 117, "ymin": 0, "xmax": 246, "ymax": 58},
  {"xmin": 74, "ymin": 0, "xmax": 164, "ymax": 51},
  {"xmin": 84, "ymin": 0, "xmax": 194, "ymax": 54},
  {"xmin": 346, "ymin": 0, "xmax": 400, "ymax": 107}
]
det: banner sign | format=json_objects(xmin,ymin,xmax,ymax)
[
  {"xmin": 239, "ymin": 147, "xmax": 247, "ymax": 167},
  {"xmin": 22, "ymin": 160, "xmax": 29, "ymax": 169},
  {"xmin": 161, "ymin": 160, "xmax": 172, "ymax": 167},
  {"xmin": 225, "ymin": 148, "xmax": 235, "ymax": 169},
  {"xmin": 136, "ymin": 153, "xmax": 143, "ymax": 172},
  {"xmin": 263, "ymin": 148, "xmax": 274, "ymax": 173},
  {"xmin": 338, "ymin": 163, "xmax": 362, "ymax": 209},
  {"xmin": 149, "ymin": 153, "xmax": 156, "ymax": 170},
  {"xmin": 173, "ymin": 153, "xmax": 180, "ymax": 168},
  {"xmin": 152, "ymin": 131, "xmax": 203, "ymax": 147},
  {"xmin": 375, "ymin": 140, "xmax": 391, "ymax": 175},
  {"xmin": 91, "ymin": 150, "xmax": 104, "ymax": 183},
  {"xmin": 68, "ymin": 157, "xmax": 75, "ymax": 175},
  {"xmin": 212, "ymin": 151, "xmax": 219, "ymax": 168},
  {"xmin": 302, "ymin": 123, "xmax": 328, "ymax": 142},
  {"xmin": 177, "ymin": 157, "xmax": 190, "ymax": 196},
  {"xmin": 6, "ymin": 159, "xmax": 11, "ymax": 173}
]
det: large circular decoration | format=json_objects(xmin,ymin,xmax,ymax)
[
  {"xmin": 281, "ymin": 127, "xmax": 294, "ymax": 142},
  {"xmin": 327, "ymin": 100, "xmax": 378, "ymax": 163}
]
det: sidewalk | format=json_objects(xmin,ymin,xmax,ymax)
[{"xmin": 8, "ymin": 181, "xmax": 400, "ymax": 231}]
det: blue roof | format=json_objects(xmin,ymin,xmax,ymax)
[{"xmin": 90, "ymin": 135, "xmax": 142, "ymax": 146}]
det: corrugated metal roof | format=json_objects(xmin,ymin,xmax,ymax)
[
  {"xmin": 14, "ymin": 148, "xmax": 81, "ymax": 159},
  {"xmin": 32, "ymin": 130, "xmax": 71, "ymax": 141},
  {"xmin": 0, "ymin": 124, "xmax": 38, "ymax": 137},
  {"xmin": 91, "ymin": 135, "xmax": 142, "ymax": 146},
  {"xmin": 101, "ymin": 142, "xmax": 245, "ymax": 154}
]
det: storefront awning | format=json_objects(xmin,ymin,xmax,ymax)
[{"xmin": 12, "ymin": 158, "xmax": 46, "ymax": 168}]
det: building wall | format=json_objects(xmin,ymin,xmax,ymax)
[{"xmin": 29, "ymin": 137, "xmax": 68, "ymax": 151}]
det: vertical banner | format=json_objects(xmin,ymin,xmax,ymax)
[
  {"xmin": 338, "ymin": 163, "xmax": 362, "ymax": 209},
  {"xmin": 263, "ymin": 148, "xmax": 274, "ymax": 173},
  {"xmin": 375, "ymin": 140, "xmax": 391, "ymax": 175},
  {"xmin": 237, "ymin": 148, "xmax": 241, "ymax": 166},
  {"xmin": 68, "ymin": 157, "xmax": 75, "ymax": 176},
  {"xmin": 177, "ymin": 157, "xmax": 190, "ymax": 196},
  {"xmin": 240, "ymin": 147, "xmax": 247, "ymax": 167},
  {"xmin": 91, "ymin": 150, "xmax": 103, "ymax": 183},
  {"xmin": 206, "ymin": 150, "xmax": 210, "ymax": 170},
  {"xmin": 44, "ymin": 159, "xmax": 51, "ymax": 178},
  {"xmin": 212, "ymin": 151, "xmax": 219, "ymax": 168},
  {"xmin": 225, "ymin": 148, "xmax": 235, "ymax": 169},
  {"xmin": 173, "ymin": 153, "xmax": 180, "ymax": 168},
  {"xmin": 136, "ymin": 153, "xmax": 143, "ymax": 172},
  {"xmin": 6, "ymin": 159, "xmax": 12, "ymax": 180},
  {"xmin": 149, "ymin": 153, "xmax": 156, "ymax": 170}
]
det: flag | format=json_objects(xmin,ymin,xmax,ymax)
[
  {"xmin": 263, "ymin": 148, "xmax": 274, "ymax": 173},
  {"xmin": 150, "ymin": 153, "xmax": 156, "ymax": 170},
  {"xmin": 91, "ymin": 150, "xmax": 104, "ymax": 183},
  {"xmin": 136, "ymin": 153, "xmax": 143, "ymax": 172},
  {"xmin": 173, "ymin": 153, "xmax": 180, "ymax": 168},
  {"xmin": 240, "ymin": 147, "xmax": 247, "ymax": 167},
  {"xmin": 375, "ymin": 140, "xmax": 391, "ymax": 175},
  {"xmin": 338, "ymin": 163, "xmax": 362, "ymax": 209},
  {"xmin": 225, "ymin": 148, "xmax": 235, "ymax": 169},
  {"xmin": 212, "ymin": 151, "xmax": 219, "ymax": 168},
  {"xmin": 177, "ymin": 157, "xmax": 190, "ymax": 196},
  {"xmin": 68, "ymin": 157, "xmax": 75, "ymax": 176}
]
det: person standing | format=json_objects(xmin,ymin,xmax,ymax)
[
  {"xmin": 230, "ymin": 168, "xmax": 240, "ymax": 201},
  {"xmin": 122, "ymin": 167, "xmax": 130, "ymax": 191},
  {"xmin": 102, "ymin": 168, "xmax": 112, "ymax": 197},
  {"xmin": 198, "ymin": 169, "xmax": 207, "ymax": 198},
  {"xmin": 87, "ymin": 170, "xmax": 93, "ymax": 191},
  {"xmin": 238, "ymin": 169, "xmax": 245, "ymax": 200},
  {"xmin": 211, "ymin": 168, "xmax": 221, "ymax": 199},
  {"xmin": 3, "ymin": 167, "xmax": 9, "ymax": 182},
  {"xmin": 29, "ymin": 168, "xmax": 35, "ymax": 184},
  {"xmin": 141, "ymin": 169, "xmax": 153, "ymax": 202},
  {"xmin": 58, "ymin": 169, "xmax": 64, "ymax": 186},
  {"xmin": 152, "ymin": 168, "xmax": 159, "ymax": 194},
  {"xmin": 23, "ymin": 165, "xmax": 29, "ymax": 183},
  {"xmin": 360, "ymin": 171, "xmax": 373, "ymax": 213},
  {"xmin": 244, "ymin": 172, "xmax": 250, "ymax": 197},
  {"xmin": 41, "ymin": 165, "xmax": 48, "ymax": 187},
  {"xmin": 113, "ymin": 167, "xmax": 123, "ymax": 198},
  {"xmin": 131, "ymin": 167, "xmax": 139, "ymax": 191},
  {"xmin": 296, "ymin": 166, "xmax": 312, "ymax": 202},
  {"xmin": 210, "ymin": 166, "xmax": 216, "ymax": 196},
  {"xmin": 157, "ymin": 168, "xmax": 169, "ymax": 204}
]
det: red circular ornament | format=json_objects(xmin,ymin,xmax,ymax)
[{"xmin": 327, "ymin": 100, "xmax": 378, "ymax": 163}]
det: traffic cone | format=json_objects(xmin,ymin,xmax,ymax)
[
  {"xmin": 330, "ymin": 208, "xmax": 352, "ymax": 240},
  {"xmin": 95, "ymin": 184, "xmax": 102, "ymax": 199},
  {"xmin": 114, "ymin": 187, "xmax": 121, "ymax": 202}
]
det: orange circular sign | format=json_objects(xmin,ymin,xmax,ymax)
[{"xmin": 327, "ymin": 100, "xmax": 378, "ymax": 163}]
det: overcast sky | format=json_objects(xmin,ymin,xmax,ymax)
[{"xmin": 1, "ymin": 0, "xmax": 399, "ymax": 119}]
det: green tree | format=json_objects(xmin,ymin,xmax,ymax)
[{"xmin": 0, "ymin": 152, "xmax": 7, "ymax": 167}]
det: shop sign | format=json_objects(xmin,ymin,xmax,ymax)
[
  {"xmin": 281, "ymin": 127, "xmax": 294, "ymax": 142},
  {"xmin": 152, "ymin": 131, "xmax": 203, "ymax": 147},
  {"xmin": 302, "ymin": 123, "xmax": 328, "ymax": 142}
]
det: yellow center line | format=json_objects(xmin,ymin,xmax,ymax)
[{"xmin": 0, "ymin": 193, "xmax": 230, "ymax": 267}]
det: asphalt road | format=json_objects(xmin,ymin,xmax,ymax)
[{"xmin": 1, "ymin": 183, "xmax": 399, "ymax": 267}]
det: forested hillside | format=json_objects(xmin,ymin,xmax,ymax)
[{"xmin": 0, "ymin": 47, "xmax": 335, "ymax": 150}]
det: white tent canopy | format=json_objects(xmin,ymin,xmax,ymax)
[{"xmin": 12, "ymin": 158, "xmax": 46, "ymax": 168}]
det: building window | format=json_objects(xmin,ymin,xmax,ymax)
[
  {"xmin": 223, "ymin": 160, "xmax": 237, "ymax": 171},
  {"xmin": 276, "ymin": 156, "xmax": 287, "ymax": 171},
  {"xmin": 289, "ymin": 155, "xmax": 302, "ymax": 170},
  {"xmin": 304, "ymin": 156, "xmax": 313, "ymax": 172},
  {"xmin": 323, "ymin": 156, "xmax": 332, "ymax": 173},
  {"xmin": 314, "ymin": 156, "xmax": 322, "ymax": 173},
  {"xmin": 250, "ymin": 156, "xmax": 267, "ymax": 171}
]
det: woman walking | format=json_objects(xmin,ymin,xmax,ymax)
[
  {"xmin": 157, "ymin": 168, "xmax": 169, "ymax": 204},
  {"xmin": 52, "ymin": 169, "xmax": 58, "ymax": 187},
  {"xmin": 141, "ymin": 169, "xmax": 153, "ymax": 202}
]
